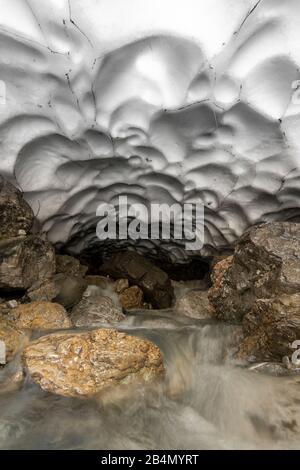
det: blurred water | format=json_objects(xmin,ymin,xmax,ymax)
[{"xmin": 0, "ymin": 309, "xmax": 300, "ymax": 450}]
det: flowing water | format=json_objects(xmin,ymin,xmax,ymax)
[{"xmin": 1, "ymin": 308, "xmax": 300, "ymax": 450}]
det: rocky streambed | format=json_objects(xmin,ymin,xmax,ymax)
[{"xmin": 0, "ymin": 177, "xmax": 300, "ymax": 449}]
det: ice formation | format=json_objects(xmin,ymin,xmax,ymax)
[{"xmin": 0, "ymin": 0, "xmax": 300, "ymax": 261}]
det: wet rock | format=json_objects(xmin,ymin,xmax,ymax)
[
  {"xmin": 23, "ymin": 329, "xmax": 164, "ymax": 398},
  {"xmin": 55, "ymin": 254, "xmax": 88, "ymax": 278},
  {"xmin": 7, "ymin": 301, "xmax": 71, "ymax": 330},
  {"xmin": 119, "ymin": 286, "xmax": 144, "ymax": 310},
  {"xmin": 175, "ymin": 289, "xmax": 215, "ymax": 319},
  {"xmin": 0, "ymin": 317, "xmax": 28, "ymax": 363},
  {"xmin": 209, "ymin": 223, "xmax": 300, "ymax": 322},
  {"xmin": 114, "ymin": 278, "xmax": 129, "ymax": 294},
  {"xmin": 237, "ymin": 294, "xmax": 300, "ymax": 362},
  {"xmin": 53, "ymin": 274, "xmax": 87, "ymax": 309},
  {"xmin": 71, "ymin": 295, "xmax": 125, "ymax": 327},
  {"xmin": 0, "ymin": 235, "xmax": 55, "ymax": 291},
  {"xmin": 0, "ymin": 176, "xmax": 33, "ymax": 239},
  {"xmin": 101, "ymin": 251, "xmax": 174, "ymax": 308}
]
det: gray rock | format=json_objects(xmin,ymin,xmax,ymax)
[
  {"xmin": 175, "ymin": 289, "xmax": 215, "ymax": 319},
  {"xmin": 209, "ymin": 222, "xmax": 300, "ymax": 322},
  {"xmin": 0, "ymin": 235, "xmax": 55, "ymax": 291},
  {"xmin": 0, "ymin": 176, "xmax": 33, "ymax": 239},
  {"xmin": 71, "ymin": 295, "xmax": 125, "ymax": 327}
]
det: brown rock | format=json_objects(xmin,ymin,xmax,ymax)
[
  {"xmin": 0, "ymin": 317, "xmax": 28, "ymax": 363},
  {"xmin": 55, "ymin": 254, "xmax": 88, "ymax": 278},
  {"xmin": 0, "ymin": 176, "xmax": 33, "ymax": 239},
  {"xmin": 175, "ymin": 290, "xmax": 215, "ymax": 319},
  {"xmin": 101, "ymin": 251, "xmax": 174, "ymax": 308},
  {"xmin": 0, "ymin": 235, "xmax": 55, "ymax": 291},
  {"xmin": 114, "ymin": 278, "xmax": 129, "ymax": 294},
  {"xmin": 27, "ymin": 278, "xmax": 59, "ymax": 302},
  {"xmin": 119, "ymin": 286, "xmax": 144, "ymax": 310},
  {"xmin": 209, "ymin": 223, "xmax": 300, "ymax": 322},
  {"xmin": 23, "ymin": 329, "xmax": 165, "ymax": 398},
  {"xmin": 53, "ymin": 274, "xmax": 87, "ymax": 309},
  {"xmin": 237, "ymin": 294, "xmax": 300, "ymax": 362},
  {"xmin": 7, "ymin": 301, "xmax": 71, "ymax": 330},
  {"xmin": 71, "ymin": 296, "xmax": 125, "ymax": 327}
]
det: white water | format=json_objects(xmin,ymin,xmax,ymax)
[{"xmin": 1, "ymin": 309, "xmax": 300, "ymax": 450}]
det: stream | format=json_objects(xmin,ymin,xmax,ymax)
[{"xmin": 0, "ymin": 308, "xmax": 300, "ymax": 450}]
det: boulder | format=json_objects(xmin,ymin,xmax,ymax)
[
  {"xmin": 0, "ymin": 317, "xmax": 28, "ymax": 363},
  {"xmin": 0, "ymin": 176, "xmax": 33, "ymax": 239},
  {"xmin": 119, "ymin": 286, "xmax": 144, "ymax": 310},
  {"xmin": 209, "ymin": 223, "xmax": 300, "ymax": 322},
  {"xmin": 53, "ymin": 274, "xmax": 87, "ymax": 309},
  {"xmin": 7, "ymin": 301, "xmax": 72, "ymax": 330},
  {"xmin": 175, "ymin": 289, "xmax": 215, "ymax": 319},
  {"xmin": 237, "ymin": 294, "xmax": 300, "ymax": 362},
  {"xmin": 85, "ymin": 275, "xmax": 114, "ymax": 288},
  {"xmin": 55, "ymin": 254, "xmax": 88, "ymax": 278},
  {"xmin": 23, "ymin": 329, "xmax": 164, "ymax": 398},
  {"xmin": 71, "ymin": 295, "xmax": 124, "ymax": 327},
  {"xmin": 0, "ymin": 235, "xmax": 55, "ymax": 291},
  {"xmin": 101, "ymin": 251, "xmax": 174, "ymax": 308}
]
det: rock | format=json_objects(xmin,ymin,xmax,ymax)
[
  {"xmin": 71, "ymin": 296, "xmax": 125, "ymax": 327},
  {"xmin": 27, "ymin": 278, "xmax": 59, "ymax": 302},
  {"xmin": 55, "ymin": 254, "xmax": 88, "ymax": 278},
  {"xmin": 53, "ymin": 274, "xmax": 87, "ymax": 309},
  {"xmin": 0, "ymin": 176, "xmax": 34, "ymax": 239},
  {"xmin": 175, "ymin": 289, "xmax": 215, "ymax": 319},
  {"xmin": 119, "ymin": 286, "xmax": 144, "ymax": 310},
  {"xmin": 236, "ymin": 294, "xmax": 300, "ymax": 362},
  {"xmin": 101, "ymin": 251, "xmax": 174, "ymax": 308},
  {"xmin": 7, "ymin": 301, "xmax": 72, "ymax": 330},
  {"xmin": 0, "ymin": 317, "xmax": 28, "ymax": 363},
  {"xmin": 0, "ymin": 235, "xmax": 55, "ymax": 291},
  {"xmin": 23, "ymin": 329, "xmax": 164, "ymax": 398},
  {"xmin": 209, "ymin": 223, "xmax": 300, "ymax": 322},
  {"xmin": 0, "ymin": 299, "xmax": 20, "ymax": 315},
  {"xmin": 114, "ymin": 278, "xmax": 129, "ymax": 293}
]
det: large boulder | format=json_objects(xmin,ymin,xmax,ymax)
[
  {"xmin": 7, "ymin": 301, "xmax": 72, "ymax": 330},
  {"xmin": 237, "ymin": 294, "xmax": 300, "ymax": 362},
  {"xmin": 0, "ymin": 235, "xmax": 55, "ymax": 291},
  {"xmin": 71, "ymin": 296, "xmax": 125, "ymax": 327},
  {"xmin": 0, "ymin": 177, "xmax": 33, "ymax": 239},
  {"xmin": 101, "ymin": 251, "xmax": 174, "ymax": 308},
  {"xmin": 23, "ymin": 329, "xmax": 164, "ymax": 398},
  {"xmin": 209, "ymin": 223, "xmax": 300, "ymax": 322}
]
